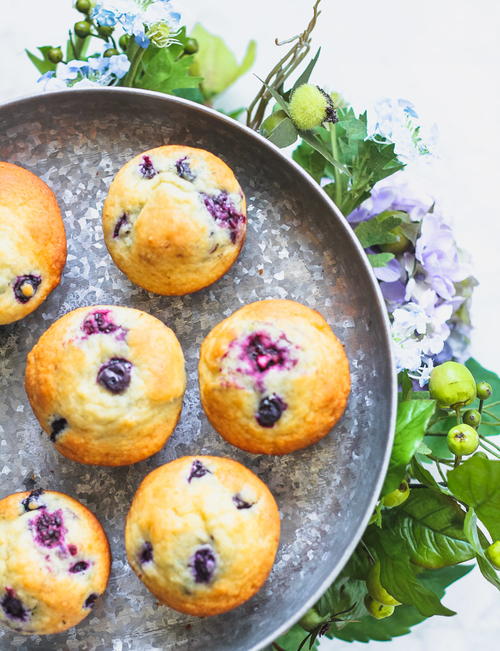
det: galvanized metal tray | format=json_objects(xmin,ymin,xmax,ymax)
[{"xmin": 0, "ymin": 88, "xmax": 396, "ymax": 651}]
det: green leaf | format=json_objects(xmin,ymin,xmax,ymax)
[
  {"xmin": 393, "ymin": 488, "xmax": 475, "ymax": 568},
  {"xmin": 265, "ymin": 116, "xmax": 298, "ymax": 148},
  {"xmin": 447, "ymin": 455, "xmax": 500, "ymax": 540},
  {"xmin": 25, "ymin": 46, "xmax": 57, "ymax": 74},
  {"xmin": 465, "ymin": 358, "xmax": 500, "ymax": 436},
  {"xmin": 271, "ymin": 624, "xmax": 318, "ymax": 651},
  {"xmin": 354, "ymin": 211, "xmax": 404, "ymax": 248},
  {"xmin": 330, "ymin": 565, "xmax": 472, "ymax": 642},
  {"xmin": 315, "ymin": 575, "xmax": 366, "ymax": 621},
  {"xmin": 463, "ymin": 508, "xmax": 500, "ymax": 590},
  {"xmin": 190, "ymin": 24, "xmax": 256, "ymax": 98},
  {"xmin": 136, "ymin": 45, "xmax": 202, "ymax": 94},
  {"xmin": 410, "ymin": 457, "xmax": 450, "ymax": 495},
  {"xmin": 367, "ymin": 252, "xmax": 395, "ymax": 268},
  {"xmin": 291, "ymin": 48, "xmax": 321, "ymax": 92},
  {"xmin": 299, "ymin": 130, "xmax": 349, "ymax": 176},
  {"xmin": 382, "ymin": 400, "xmax": 436, "ymax": 495}
]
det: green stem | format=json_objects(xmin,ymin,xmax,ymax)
[
  {"xmin": 479, "ymin": 439, "xmax": 500, "ymax": 459},
  {"xmin": 482, "ymin": 409, "xmax": 500, "ymax": 422},
  {"xmin": 480, "ymin": 434, "xmax": 500, "ymax": 452},
  {"xmin": 428, "ymin": 454, "xmax": 454, "ymax": 467},
  {"xmin": 455, "ymin": 405, "xmax": 461, "ymax": 426},
  {"xmin": 434, "ymin": 460, "xmax": 448, "ymax": 484},
  {"xmin": 479, "ymin": 399, "xmax": 484, "ymax": 414},
  {"xmin": 453, "ymin": 454, "xmax": 462, "ymax": 468},
  {"xmin": 484, "ymin": 400, "xmax": 500, "ymax": 408},
  {"xmin": 122, "ymin": 45, "xmax": 145, "ymax": 87},
  {"xmin": 329, "ymin": 122, "xmax": 342, "ymax": 208}
]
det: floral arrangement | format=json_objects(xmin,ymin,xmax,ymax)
[{"xmin": 26, "ymin": 1, "xmax": 499, "ymax": 649}]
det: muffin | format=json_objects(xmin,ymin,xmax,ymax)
[
  {"xmin": 125, "ymin": 456, "xmax": 280, "ymax": 616},
  {"xmin": 0, "ymin": 489, "xmax": 110, "ymax": 635},
  {"xmin": 0, "ymin": 162, "xmax": 66, "ymax": 325},
  {"xmin": 102, "ymin": 145, "xmax": 247, "ymax": 295},
  {"xmin": 25, "ymin": 305, "xmax": 186, "ymax": 466},
  {"xmin": 199, "ymin": 299, "xmax": 350, "ymax": 454}
]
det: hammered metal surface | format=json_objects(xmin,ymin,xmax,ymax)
[{"xmin": 0, "ymin": 90, "xmax": 395, "ymax": 651}]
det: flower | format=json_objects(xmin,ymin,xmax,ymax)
[{"xmin": 37, "ymin": 54, "xmax": 130, "ymax": 90}]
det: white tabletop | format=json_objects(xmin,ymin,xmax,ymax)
[{"xmin": 1, "ymin": 1, "xmax": 499, "ymax": 649}]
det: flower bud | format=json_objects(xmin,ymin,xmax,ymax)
[
  {"xmin": 429, "ymin": 361, "xmax": 476, "ymax": 408},
  {"xmin": 447, "ymin": 424, "xmax": 479, "ymax": 456},
  {"xmin": 289, "ymin": 84, "xmax": 338, "ymax": 131}
]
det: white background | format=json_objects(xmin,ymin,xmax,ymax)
[{"xmin": 1, "ymin": 1, "xmax": 499, "ymax": 649}]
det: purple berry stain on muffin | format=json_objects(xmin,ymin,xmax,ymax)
[
  {"xmin": 257, "ymin": 394, "xmax": 287, "ymax": 427},
  {"xmin": 97, "ymin": 358, "xmax": 132, "ymax": 394},
  {"xmin": 33, "ymin": 509, "xmax": 66, "ymax": 548},
  {"xmin": 69, "ymin": 561, "xmax": 89, "ymax": 573},
  {"xmin": 50, "ymin": 417, "xmax": 67, "ymax": 442},
  {"xmin": 243, "ymin": 332, "xmax": 297, "ymax": 375},
  {"xmin": 139, "ymin": 541, "xmax": 153, "ymax": 564},
  {"xmin": 189, "ymin": 546, "xmax": 217, "ymax": 584},
  {"xmin": 202, "ymin": 192, "xmax": 245, "ymax": 244},
  {"xmin": 113, "ymin": 213, "xmax": 129, "ymax": 238},
  {"xmin": 232, "ymin": 494, "xmax": 254, "ymax": 510},
  {"xmin": 21, "ymin": 488, "xmax": 45, "ymax": 512},
  {"xmin": 1, "ymin": 588, "xmax": 28, "ymax": 622},
  {"xmin": 68, "ymin": 544, "xmax": 78, "ymax": 556},
  {"xmin": 84, "ymin": 593, "xmax": 98, "ymax": 609},
  {"xmin": 176, "ymin": 156, "xmax": 195, "ymax": 181},
  {"xmin": 13, "ymin": 275, "xmax": 42, "ymax": 304},
  {"xmin": 139, "ymin": 155, "xmax": 157, "ymax": 179},
  {"xmin": 82, "ymin": 309, "xmax": 118, "ymax": 336},
  {"xmin": 188, "ymin": 460, "xmax": 211, "ymax": 483}
]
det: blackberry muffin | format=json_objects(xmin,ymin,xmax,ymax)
[
  {"xmin": 25, "ymin": 305, "xmax": 186, "ymax": 466},
  {"xmin": 0, "ymin": 162, "xmax": 66, "ymax": 325},
  {"xmin": 199, "ymin": 299, "xmax": 350, "ymax": 454},
  {"xmin": 125, "ymin": 456, "xmax": 280, "ymax": 616},
  {"xmin": 0, "ymin": 489, "xmax": 110, "ymax": 635},
  {"xmin": 102, "ymin": 145, "xmax": 247, "ymax": 295}
]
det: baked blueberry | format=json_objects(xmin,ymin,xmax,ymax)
[
  {"xmin": 13, "ymin": 275, "xmax": 42, "ymax": 304},
  {"xmin": 97, "ymin": 358, "xmax": 132, "ymax": 394},
  {"xmin": 21, "ymin": 488, "xmax": 45, "ymax": 512},
  {"xmin": 140, "ymin": 541, "xmax": 153, "ymax": 564},
  {"xmin": 245, "ymin": 332, "xmax": 290, "ymax": 372},
  {"xmin": 189, "ymin": 546, "xmax": 216, "ymax": 584},
  {"xmin": 84, "ymin": 593, "xmax": 98, "ymax": 609},
  {"xmin": 202, "ymin": 191, "xmax": 246, "ymax": 244},
  {"xmin": 1, "ymin": 589, "xmax": 28, "ymax": 621},
  {"xmin": 113, "ymin": 214, "xmax": 129, "ymax": 238},
  {"xmin": 232, "ymin": 494, "xmax": 253, "ymax": 510},
  {"xmin": 33, "ymin": 509, "xmax": 66, "ymax": 548},
  {"xmin": 175, "ymin": 156, "xmax": 195, "ymax": 181},
  {"xmin": 139, "ymin": 155, "xmax": 156, "ymax": 179},
  {"xmin": 69, "ymin": 561, "xmax": 89, "ymax": 573},
  {"xmin": 81, "ymin": 309, "xmax": 119, "ymax": 336},
  {"xmin": 50, "ymin": 417, "xmax": 67, "ymax": 442},
  {"xmin": 188, "ymin": 459, "xmax": 210, "ymax": 482},
  {"xmin": 256, "ymin": 395, "xmax": 287, "ymax": 428}
]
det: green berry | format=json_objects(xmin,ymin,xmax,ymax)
[
  {"xmin": 366, "ymin": 562, "xmax": 401, "ymax": 606},
  {"xmin": 447, "ymin": 424, "xmax": 479, "ymax": 456},
  {"xmin": 382, "ymin": 480, "xmax": 410, "ymax": 508},
  {"xmin": 429, "ymin": 361, "xmax": 476, "ymax": 408},
  {"xmin": 98, "ymin": 24, "xmax": 114, "ymax": 37},
  {"xmin": 75, "ymin": 0, "xmax": 91, "ymax": 14},
  {"xmin": 299, "ymin": 606, "xmax": 327, "ymax": 631},
  {"xmin": 364, "ymin": 595, "xmax": 395, "ymax": 619},
  {"xmin": 379, "ymin": 225, "xmax": 411, "ymax": 254},
  {"xmin": 486, "ymin": 541, "xmax": 500, "ymax": 569},
  {"xmin": 184, "ymin": 37, "xmax": 199, "ymax": 55},
  {"xmin": 261, "ymin": 109, "xmax": 290, "ymax": 136},
  {"xmin": 74, "ymin": 21, "xmax": 92, "ymax": 38},
  {"xmin": 119, "ymin": 34, "xmax": 130, "ymax": 51},
  {"xmin": 476, "ymin": 381, "xmax": 493, "ymax": 401},
  {"xmin": 463, "ymin": 409, "xmax": 481, "ymax": 428},
  {"xmin": 104, "ymin": 48, "xmax": 119, "ymax": 57},
  {"xmin": 47, "ymin": 47, "xmax": 63, "ymax": 64},
  {"xmin": 289, "ymin": 84, "xmax": 337, "ymax": 131}
]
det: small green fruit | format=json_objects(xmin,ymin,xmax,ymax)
[
  {"xmin": 119, "ymin": 34, "xmax": 130, "ymax": 51},
  {"xmin": 98, "ymin": 24, "xmax": 115, "ymax": 37},
  {"xmin": 366, "ymin": 562, "xmax": 401, "ymax": 606},
  {"xmin": 476, "ymin": 381, "xmax": 493, "ymax": 401},
  {"xmin": 74, "ymin": 20, "xmax": 92, "ymax": 38},
  {"xmin": 463, "ymin": 409, "xmax": 481, "ymax": 428},
  {"xmin": 380, "ymin": 225, "xmax": 411, "ymax": 254},
  {"xmin": 75, "ymin": 0, "xmax": 91, "ymax": 14},
  {"xmin": 299, "ymin": 606, "xmax": 327, "ymax": 631},
  {"xmin": 382, "ymin": 480, "xmax": 410, "ymax": 508},
  {"xmin": 447, "ymin": 424, "xmax": 479, "ymax": 456},
  {"xmin": 47, "ymin": 47, "xmax": 63, "ymax": 64},
  {"xmin": 103, "ymin": 48, "xmax": 119, "ymax": 57},
  {"xmin": 486, "ymin": 541, "xmax": 500, "ymax": 569},
  {"xmin": 289, "ymin": 84, "xmax": 336, "ymax": 131},
  {"xmin": 429, "ymin": 361, "xmax": 476, "ymax": 408},
  {"xmin": 364, "ymin": 595, "xmax": 395, "ymax": 619},
  {"xmin": 184, "ymin": 37, "xmax": 199, "ymax": 55}
]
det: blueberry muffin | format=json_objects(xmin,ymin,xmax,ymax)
[
  {"xmin": 102, "ymin": 145, "xmax": 247, "ymax": 295},
  {"xmin": 0, "ymin": 489, "xmax": 110, "ymax": 635},
  {"xmin": 25, "ymin": 305, "xmax": 186, "ymax": 466},
  {"xmin": 0, "ymin": 162, "xmax": 66, "ymax": 325},
  {"xmin": 125, "ymin": 456, "xmax": 280, "ymax": 616},
  {"xmin": 199, "ymin": 299, "xmax": 350, "ymax": 454}
]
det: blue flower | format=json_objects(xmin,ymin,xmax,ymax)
[{"xmin": 107, "ymin": 54, "xmax": 131, "ymax": 79}]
